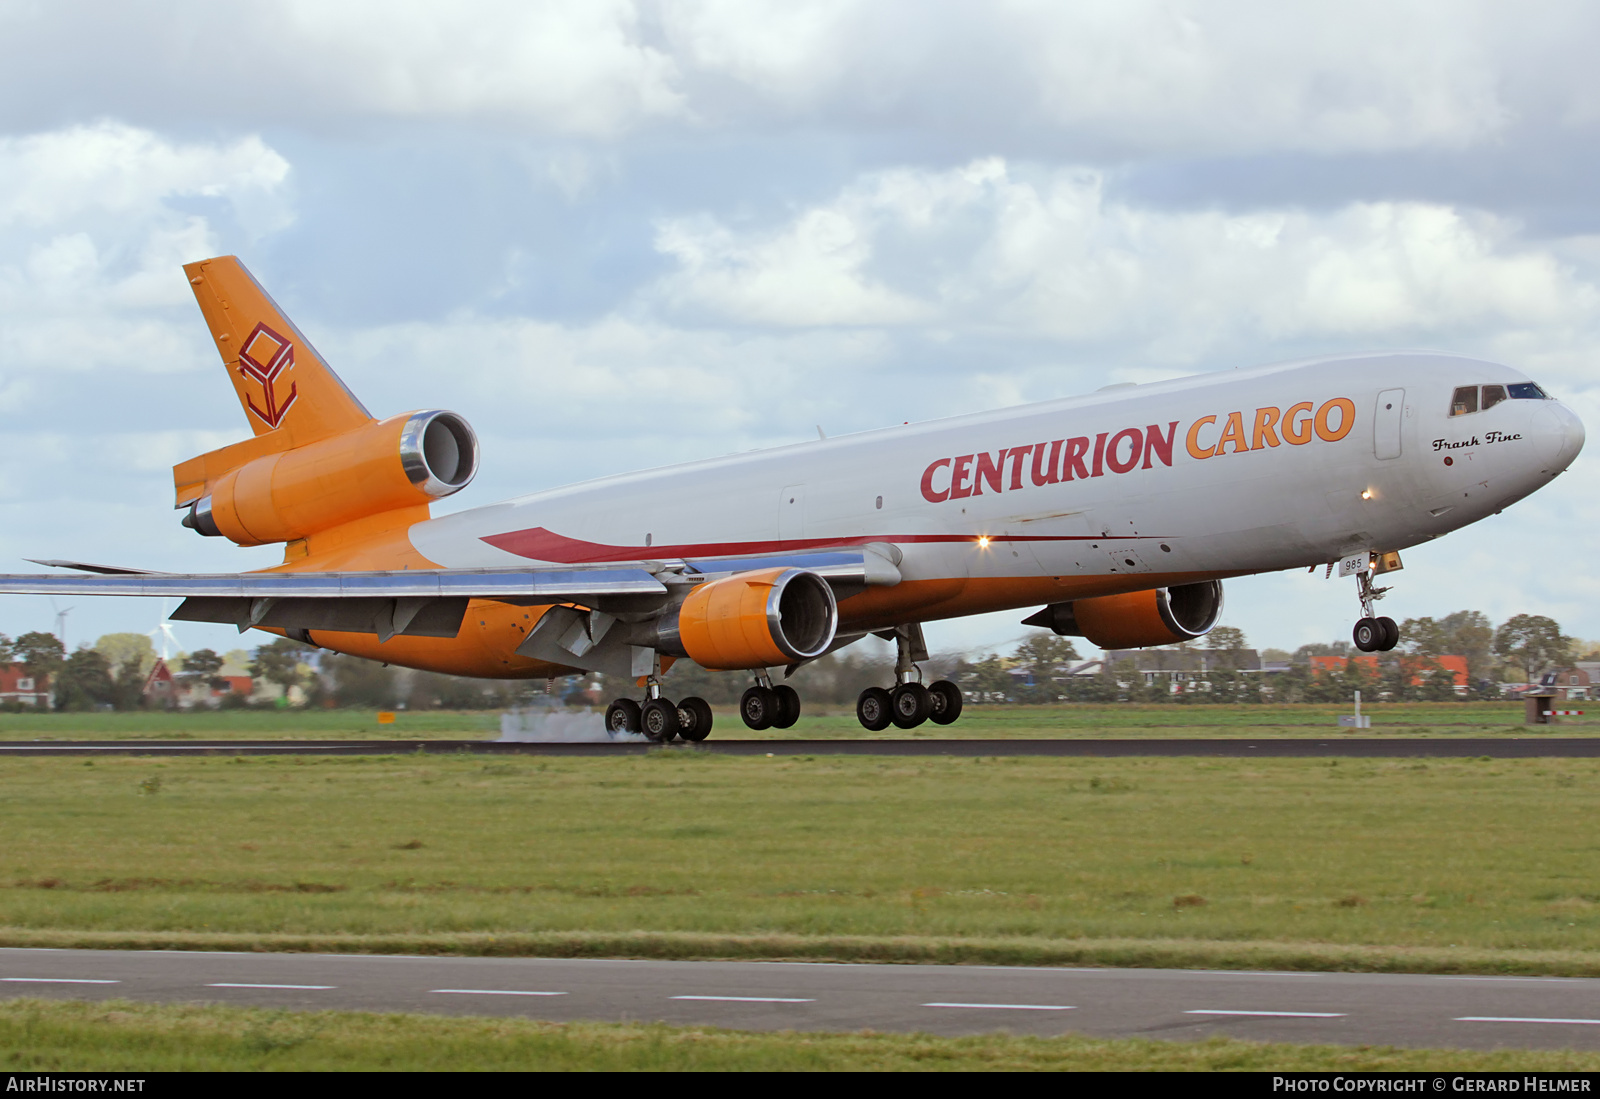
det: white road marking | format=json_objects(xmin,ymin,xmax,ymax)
[
  {"xmin": 1456, "ymin": 1016, "xmax": 1600, "ymax": 1026},
  {"xmin": 1184, "ymin": 1017, "xmax": 1344, "ymax": 1023},
  {"xmin": 205, "ymin": 983, "xmax": 335, "ymax": 990},
  {"xmin": 924, "ymin": 1002, "xmax": 1075, "ymax": 1011},
  {"xmin": 430, "ymin": 989, "xmax": 567, "ymax": 997},
  {"xmin": 671, "ymin": 995, "xmax": 815, "ymax": 1003},
  {"xmin": 1, "ymin": 978, "xmax": 119, "ymax": 984}
]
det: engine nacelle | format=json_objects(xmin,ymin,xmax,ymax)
[
  {"xmin": 186, "ymin": 410, "xmax": 478, "ymax": 546},
  {"xmin": 1027, "ymin": 580, "xmax": 1224, "ymax": 650},
  {"xmin": 662, "ymin": 568, "xmax": 838, "ymax": 670}
]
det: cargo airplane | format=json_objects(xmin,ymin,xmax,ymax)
[{"xmin": 0, "ymin": 257, "xmax": 1585, "ymax": 738}]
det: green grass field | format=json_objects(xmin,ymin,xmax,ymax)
[
  {"xmin": 0, "ymin": 701, "xmax": 1588, "ymax": 740},
  {"xmin": 5, "ymin": 998, "xmax": 1596, "ymax": 1072},
  {"xmin": 1, "ymin": 751, "xmax": 1597, "ymax": 973}
]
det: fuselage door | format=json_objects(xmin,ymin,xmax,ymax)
[{"xmin": 1374, "ymin": 388, "xmax": 1405, "ymax": 460}]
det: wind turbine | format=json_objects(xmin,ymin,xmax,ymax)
[
  {"xmin": 48, "ymin": 598, "xmax": 72, "ymax": 651},
  {"xmin": 147, "ymin": 600, "xmax": 180, "ymax": 661}
]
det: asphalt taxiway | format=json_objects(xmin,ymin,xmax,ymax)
[{"xmin": 1, "ymin": 948, "xmax": 1596, "ymax": 1051}]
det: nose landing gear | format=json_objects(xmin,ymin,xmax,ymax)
[
  {"xmin": 854, "ymin": 623, "xmax": 964, "ymax": 731},
  {"xmin": 1350, "ymin": 566, "xmax": 1400, "ymax": 653}
]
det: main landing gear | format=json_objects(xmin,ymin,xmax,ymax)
[
  {"xmin": 737, "ymin": 672, "xmax": 802, "ymax": 731},
  {"xmin": 604, "ymin": 676, "xmax": 714, "ymax": 744},
  {"xmin": 1351, "ymin": 566, "xmax": 1399, "ymax": 653},
  {"xmin": 855, "ymin": 623, "xmax": 964, "ymax": 731}
]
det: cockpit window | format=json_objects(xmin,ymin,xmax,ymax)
[{"xmin": 1451, "ymin": 382, "xmax": 1548, "ymax": 415}]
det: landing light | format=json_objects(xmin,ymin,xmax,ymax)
[
  {"xmin": 1361, "ymin": 489, "xmax": 1373, "ymax": 500},
  {"xmin": 977, "ymin": 535, "xmax": 991, "ymax": 549}
]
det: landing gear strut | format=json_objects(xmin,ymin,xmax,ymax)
[
  {"xmin": 1351, "ymin": 564, "xmax": 1399, "ymax": 653},
  {"xmin": 602, "ymin": 655, "xmax": 714, "ymax": 743},
  {"xmin": 855, "ymin": 623, "xmax": 964, "ymax": 731}
]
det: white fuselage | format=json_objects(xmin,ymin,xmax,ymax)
[{"xmin": 409, "ymin": 352, "xmax": 1584, "ymax": 630}]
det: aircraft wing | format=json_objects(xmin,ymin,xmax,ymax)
[{"xmin": 0, "ymin": 548, "xmax": 899, "ymax": 642}]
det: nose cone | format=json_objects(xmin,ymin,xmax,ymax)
[{"xmin": 1549, "ymin": 401, "xmax": 1586, "ymax": 473}]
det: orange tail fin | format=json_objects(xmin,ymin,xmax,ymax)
[{"xmin": 175, "ymin": 256, "xmax": 374, "ymax": 506}]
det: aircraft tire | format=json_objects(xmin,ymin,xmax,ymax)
[
  {"xmin": 1352, "ymin": 617, "xmax": 1381, "ymax": 653},
  {"xmin": 641, "ymin": 698, "xmax": 680, "ymax": 742},
  {"xmin": 1376, "ymin": 616, "xmax": 1400, "ymax": 651},
  {"xmin": 856, "ymin": 687, "xmax": 892, "ymax": 731},
  {"xmin": 927, "ymin": 680, "xmax": 964, "ymax": 725},
  {"xmin": 890, "ymin": 682, "xmax": 932, "ymax": 729},
  {"xmin": 605, "ymin": 699, "xmax": 642, "ymax": 735},
  {"xmin": 771, "ymin": 685, "xmax": 801, "ymax": 729},
  {"xmin": 740, "ymin": 686, "xmax": 778, "ymax": 730},
  {"xmin": 678, "ymin": 696, "xmax": 714, "ymax": 742}
]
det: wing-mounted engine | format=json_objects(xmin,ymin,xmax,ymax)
[
  {"xmin": 1024, "ymin": 580, "xmax": 1224, "ymax": 649},
  {"xmin": 180, "ymin": 410, "xmax": 478, "ymax": 546},
  {"xmin": 661, "ymin": 567, "xmax": 838, "ymax": 670}
]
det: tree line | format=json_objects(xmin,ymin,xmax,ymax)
[{"xmin": 0, "ymin": 606, "xmax": 1582, "ymax": 711}]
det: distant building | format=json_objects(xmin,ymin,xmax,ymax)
[
  {"xmin": 0, "ymin": 665, "xmax": 50, "ymax": 707},
  {"xmin": 146, "ymin": 659, "xmax": 256, "ymax": 709},
  {"xmin": 142, "ymin": 658, "xmax": 176, "ymax": 708},
  {"xmin": 1309, "ymin": 653, "xmax": 1469, "ymax": 693},
  {"xmin": 1536, "ymin": 666, "xmax": 1592, "ymax": 701},
  {"xmin": 1102, "ymin": 647, "xmax": 1269, "ymax": 695}
]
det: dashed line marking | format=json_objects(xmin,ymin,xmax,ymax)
[
  {"xmin": 1, "ymin": 978, "xmax": 120, "ymax": 984},
  {"xmin": 430, "ymin": 989, "xmax": 567, "ymax": 997},
  {"xmin": 924, "ymin": 1002, "xmax": 1075, "ymax": 1011},
  {"xmin": 1184, "ymin": 1017, "xmax": 1344, "ymax": 1023},
  {"xmin": 671, "ymin": 995, "xmax": 815, "ymax": 1003},
  {"xmin": 1456, "ymin": 1016, "xmax": 1600, "ymax": 1026},
  {"xmin": 205, "ymin": 983, "xmax": 335, "ymax": 990}
]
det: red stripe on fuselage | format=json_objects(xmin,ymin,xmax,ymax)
[{"xmin": 480, "ymin": 526, "xmax": 1156, "ymax": 564}]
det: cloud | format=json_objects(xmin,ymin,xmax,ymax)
[
  {"xmin": 0, "ymin": 2, "xmax": 1580, "ymax": 158},
  {"xmin": 646, "ymin": 158, "xmax": 1600, "ymax": 379},
  {"xmin": 279, "ymin": 0, "xmax": 685, "ymax": 134},
  {"xmin": 0, "ymin": 122, "xmax": 289, "ymax": 230},
  {"xmin": 0, "ymin": 122, "xmax": 293, "ymax": 382}
]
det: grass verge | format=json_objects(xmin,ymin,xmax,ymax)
[
  {"xmin": 3, "ymin": 998, "xmax": 1596, "ymax": 1072},
  {"xmin": 3, "ymin": 753, "xmax": 1599, "ymax": 971}
]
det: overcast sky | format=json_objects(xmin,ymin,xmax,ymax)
[{"xmin": 1, "ymin": 0, "xmax": 1597, "ymax": 660}]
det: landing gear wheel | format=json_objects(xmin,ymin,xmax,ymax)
[
  {"xmin": 605, "ymin": 698, "xmax": 642, "ymax": 735},
  {"xmin": 890, "ymin": 682, "xmax": 932, "ymax": 729},
  {"xmin": 740, "ymin": 686, "xmax": 778, "ymax": 730},
  {"xmin": 770, "ymin": 684, "xmax": 801, "ymax": 729},
  {"xmin": 641, "ymin": 698, "xmax": 680, "ymax": 742},
  {"xmin": 856, "ymin": 687, "xmax": 892, "ymax": 732},
  {"xmin": 1376, "ymin": 616, "xmax": 1400, "ymax": 652},
  {"xmin": 677, "ymin": 696, "xmax": 713, "ymax": 742},
  {"xmin": 927, "ymin": 680, "xmax": 964, "ymax": 726},
  {"xmin": 1352, "ymin": 617, "xmax": 1382, "ymax": 653}
]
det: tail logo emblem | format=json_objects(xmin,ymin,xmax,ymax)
[{"xmin": 236, "ymin": 323, "xmax": 299, "ymax": 429}]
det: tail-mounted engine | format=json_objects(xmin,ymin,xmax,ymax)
[
  {"xmin": 657, "ymin": 568, "xmax": 838, "ymax": 670},
  {"xmin": 1024, "ymin": 580, "xmax": 1224, "ymax": 650},
  {"xmin": 182, "ymin": 410, "xmax": 478, "ymax": 546}
]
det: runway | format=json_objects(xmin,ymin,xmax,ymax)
[
  {"xmin": 1, "ymin": 948, "xmax": 1597, "ymax": 1051},
  {"xmin": 0, "ymin": 737, "xmax": 1597, "ymax": 757}
]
